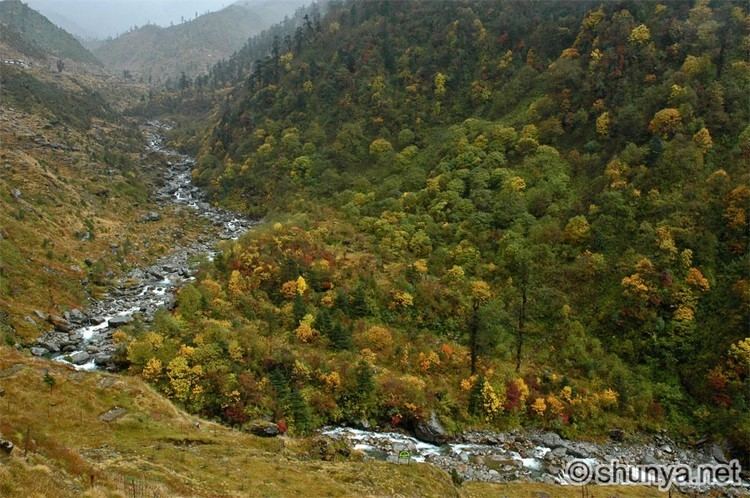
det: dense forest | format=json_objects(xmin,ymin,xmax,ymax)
[{"xmin": 119, "ymin": 0, "xmax": 749, "ymax": 461}]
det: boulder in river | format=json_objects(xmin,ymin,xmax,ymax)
[
  {"xmin": 30, "ymin": 347, "xmax": 48, "ymax": 357},
  {"xmin": 37, "ymin": 337, "xmax": 61, "ymax": 353},
  {"xmin": 94, "ymin": 354, "xmax": 113, "ymax": 366},
  {"xmin": 537, "ymin": 432, "xmax": 565, "ymax": 449},
  {"xmin": 68, "ymin": 309, "xmax": 85, "ymax": 323},
  {"xmin": 414, "ymin": 411, "xmax": 448, "ymax": 444},
  {"xmin": 108, "ymin": 315, "xmax": 133, "ymax": 327},
  {"xmin": 69, "ymin": 351, "xmax": 90, "ymax": 365}
]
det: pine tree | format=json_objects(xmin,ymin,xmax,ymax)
[
  {"xmin": 315, "ymin": 308, "xmax": 333, "ymax": 336},
  {"xmin": 293, "ymin": 294, "xmax": 306, "ymax": 323},
  {"xmin": 352, "ymin": 361, "xmax": 375, "ymax": 414},
  {"xmin": 468, "ymin": 376, "xmax": 484, "ymax": 417},
  {"xmin": 329, "ymin": 321, "xmax": 352, "ymax": 350},
  {"xmin": 349, "ymin": 285, "xmax": 368, "ymax": 318},
  {"xmin": 289, "ymin": 388, "xmax": 312, "ymax": 433}
]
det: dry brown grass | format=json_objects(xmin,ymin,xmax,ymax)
[{"xmin": 0, "ymin": 105, "xmax": 212, "ymax": 342}]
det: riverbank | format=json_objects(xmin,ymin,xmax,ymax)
[
  {"xmin": 29, "ymin": 122, "xmax": 256, "ymax": 370},
  {"xmin": 322, "ymin": 426, "xmax": 750, "ymax": 494}
]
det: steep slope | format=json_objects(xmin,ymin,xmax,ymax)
[
  {"xmin": 0, "ymin": 0, "xmax": 98, "ymax": 64},
  {"xmin": 93, "ymin": 1, "xmax": 305, "ymax": 85},
  {"xmin": 145, "ymin": 0, "xmax": 750, "ymax": 461},
  {"xmin": 0, "ymin": 4, "xmax": 214, "ymax": 345}
]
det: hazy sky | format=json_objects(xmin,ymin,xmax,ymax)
[{"xmin": 26, "ymin": 0, "xmax": 252, "ymax": 39}]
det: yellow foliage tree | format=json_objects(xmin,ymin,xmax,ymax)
[
  {"xmin": 629, "ymin": 24, "xmax": 651, "ymax": 44},
  {"xmin": 693, "ymin": 127, "xmax": 713, "ymax": 153},
  {"xmin": 142, "ymin": 357, "xmax": 163, "ymax": 381},
  {"xmin": 649, "ymin": 108, "xmax": 682, "ymax": 137},
  {"xmin": 296, "ymin": 276, "xmax": 308, "ymax": 295},
  {"xmin": 596, "ymin": 112, "xmax": 611, "ymax": 136},
  {"xmin": 481, "ymin": 380, "xmax": 504, "ymax": 421},
  {"xmin": 434, "ymin": 72, "xmax": 447, "ymax": 98},
  {"xmin": 564, "ymin": 215, "xmax": 591, "ymax": 244},
  {"xmin": 531, "ymin": 397, "xmax": 547, "ymax": 416}
]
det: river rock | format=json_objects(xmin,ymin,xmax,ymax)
[
  {"xmin": 564, "ymin": 442, "xmax": 594, "ymax": 459},
  {"xmin": 414, "ymin": 411, "xmax": 448, "ymax": 444},
  {"xmin": 30, "ymin": 347, "xmax": 48, "ymax": 357},
  {"xmin": 108, "ymin": 315, "xmax": 133, "ymax": 327},
  {"xmin": 94, "ymin": 354, "xmax": 112, "ymax": 366},
  {"xmin": 641, "ymin": 451, "xmax": 658, "ymax": 465},
  {"xmin": 69, "ymin": 351, "xmax": 90, "ymax": 364},
  {"xmin": 537, "ymin": 432, "xmax": 565, "ymax": 449},
  {"xmin": 550, "ymin": 446, "xmax": 567, "ymax": 458},
  {"xmin": 68, "ymin": 309, "xmax": 85, "ymax": 323},
  {"xmin": 48, "ymin": 314, "xmax": 72, "ymax": 332},
  {"xmin": 711, "ymin": 443, "xmax": 728, "ymax": 464}
]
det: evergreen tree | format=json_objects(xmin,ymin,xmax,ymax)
[
  {"xmin": 349, "ymin": 284, "xmax": 369, "ymax": 318},
  {"xmin": 293, "ymin": 293, "xmax": 306, "ymax": 323},
  {"xmin": 329, "ymin": 321, "xmax": 352, "ymax": 351}
]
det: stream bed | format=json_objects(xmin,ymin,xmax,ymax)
[
  {"xmin": 322, "ymin": 427, "xmax": 750, "ymax": 493},
  {"xmin": 31, "ymin": 122, "xmax": 256, "ymax": 370}
]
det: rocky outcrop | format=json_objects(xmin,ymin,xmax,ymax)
[
  {"xmin": 245, "ymin": 420, "xmax": 280, "ymax": 437},
  {"xmin": 99, "ymin": 407, "xmax": 127, "ymax": 422}
]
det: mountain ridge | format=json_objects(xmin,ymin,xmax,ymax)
[{"xmin": 0, "ymin": 0, "xmax": 98, "ymax": 64}]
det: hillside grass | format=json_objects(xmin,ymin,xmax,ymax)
[
  {"xmin": 0, "ymin": 105, "xmax": 211, "ymax": 342},
  {"xmin": 0, "ymin": 347, "xmax": 699, "ymax": 498}
]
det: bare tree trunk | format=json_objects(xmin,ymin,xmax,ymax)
[
  {"xmin": 515, "ymin": 284, "xmax": 527, "ymax": 373},
  {"xmin": 470, "ymin": 303, "xmax": 479, "ymax": 375}
]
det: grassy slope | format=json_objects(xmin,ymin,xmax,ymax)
[
  {"xmin": 0, "ymin": 0, "xmax": 98, "ymax": 64},
  {"xmin": 0, "ymin": 61, "xmax": 210, "ymax": 342},
  {"xmin": 0, "ymin": 347, "xmax": 694, "ymax": 498}
]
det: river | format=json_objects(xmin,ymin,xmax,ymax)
[{"xmin": 32, "ymin": 122, "xmax": 256, "ymax": 370}]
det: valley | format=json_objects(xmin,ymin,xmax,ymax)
[{"xmin": 0, "ymin": 0, "xmax": 749, "ymax": 496}]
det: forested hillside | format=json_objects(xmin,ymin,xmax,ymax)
[
  {"xmin": 0, "ymin": 0, "xmax": 98, "ymax": 64},
  {"xmin": 120, "ymin": 0, "xmax": 748, "ymax": 461}
]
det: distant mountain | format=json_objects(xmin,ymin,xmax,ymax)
[
  {"xmin": 34, "ymin": 6, "xmax": 99, "ymax": 41},
  {"xmin": 0, "ymin": 0, "xmax": 98, "ymax": 63},
  {"xmin": 93, "ymin": 0, "xmax": 304, "ymax": 84}
]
